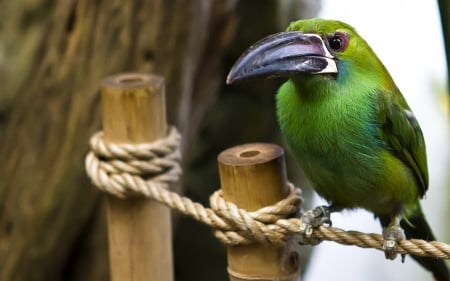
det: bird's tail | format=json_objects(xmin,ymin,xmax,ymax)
[{"xmin": 379, "ymin": 204, "xmax": 449, "ymax": 281}]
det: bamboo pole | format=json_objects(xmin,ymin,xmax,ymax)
[
  {"xmin": 218, "ymin": 143, "xmax": 301, "ymax": 281},
  {"xmin": 101, "ymin": 73, "xmax": 173, "ymax": 281}
]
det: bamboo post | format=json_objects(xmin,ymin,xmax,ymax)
[
  {"xmin": 101, "ymin": 73, "xmax": 173, "ymax": 281},
  {"xmin": 218, "ymin": 143, "xmax": 301, "ymax": 281}
]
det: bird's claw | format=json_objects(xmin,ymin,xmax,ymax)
[
  {"xmin": 382, "ymin": 224, "xmax": 405, "ymax": 260},
  {"xmin": 298, "ymin": 206, "xmax": 332, "ymax": 245}
]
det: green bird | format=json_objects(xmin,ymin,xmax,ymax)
[{"xmin": 227, "ymin": 18, "xmax": 449, "ymax": 281}]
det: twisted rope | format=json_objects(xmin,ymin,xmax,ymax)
[
  {"xmin": 85, "ymin": 127, "xmax": 182, "ymax": 198},
  {"xmin": 85, "ymin": 128, "xmax": 450, "ymax": 259}
]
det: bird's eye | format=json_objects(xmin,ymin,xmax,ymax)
[{"xmin": 328, "ymin": 32, "xmax": 349, "ymax": 52}]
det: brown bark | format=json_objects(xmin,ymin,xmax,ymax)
[
  {"xmin": 0, "ymin": 0, "xmax": 318, "ymax": 280},
  {"xmin": 0, "ymin": 1, "xmax": 236, "ymax": 280}
]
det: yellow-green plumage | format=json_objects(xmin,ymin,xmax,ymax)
[
  {"xmin": 227, "ymin": 18, "xmax": 448, "ymax": 281},
  {"xmin": 277, "ymin": 80, "xmax": 420, "ymax": 216},
  {"xmin": 277, "ymin": 19, "xmax": 426, "ymax": 217}
]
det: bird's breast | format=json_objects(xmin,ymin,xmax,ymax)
[{"xmin": 277, "ymin": 86, "xmax": 417, "ymax": 213}]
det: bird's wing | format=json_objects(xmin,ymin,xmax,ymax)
[{"xmin": 376, "ymin": 90, "xmax": 428, "ymax": 197}]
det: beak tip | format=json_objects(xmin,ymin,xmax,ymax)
[{"xmin": 226, "ymin": 72, "xmax": 238, "ymax": 85}]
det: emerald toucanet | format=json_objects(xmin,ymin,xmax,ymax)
[{"xmin": 227, "ymin": 18, "xmax": 449, "ymax": 281}]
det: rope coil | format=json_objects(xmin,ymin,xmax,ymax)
[
  {"xmin": 85, "ymin": 128, "xmax": 450, "ymax": 259},
  {"xmin": 85, "ymin": 126, "xmax": 182, "ymax": 198}
]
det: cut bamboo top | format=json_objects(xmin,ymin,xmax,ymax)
[{"xmin": 101, "ymin": 73, "xmax": 167, "ymax": 143}]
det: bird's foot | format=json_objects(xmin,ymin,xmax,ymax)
[
  {"xmin": 382, "ymin": 222, "xmax": 405, "ymax": 260},
  {"xmin": 298, "ymin": 205, "xmax": 332, "ymax": 245}
]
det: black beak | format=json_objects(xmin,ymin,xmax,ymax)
[{"xmin": 227, "ymin": 32, "xmax": 337, "ymax": 84}]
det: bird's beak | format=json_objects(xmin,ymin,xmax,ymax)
[{"xmin": 227, "ymin": 32, "xmax": 337, "ymax": 84}]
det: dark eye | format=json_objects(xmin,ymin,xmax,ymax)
[{"xmin": 328, "ymin": 32, "xmax": 349, "ymax": 52}]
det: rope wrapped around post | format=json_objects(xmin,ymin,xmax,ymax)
[
  {"xmin": 86, "ymin": 126, "xmax": 182, "ymax": 198},
  {"xmin": 85, "ymin": 128, "xmax": 450, "ymax": 260}
]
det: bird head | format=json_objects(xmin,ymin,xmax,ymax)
[{"xmin": 227, "ymin": 18, "xmax": 387, "ymax": 86}]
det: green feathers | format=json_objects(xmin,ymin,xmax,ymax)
[
  {"xmin": 227, "ymin": 18, "xmax": 448, "ymax": 280},
  {"xmin": 276, "ymin": 19, "xmax": 426, "ymax": 214}
]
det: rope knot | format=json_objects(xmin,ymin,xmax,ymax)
[
  {"xmin": 85, "ymin": 126, "xmax": 182, "ymax": 198},
  {"xmin": 84, "ymin": 131, "xmax": 450, "ymax": 259},
  {"xmin": 209, "ymin": 183, "xmax": 303, "ymax": 246}
]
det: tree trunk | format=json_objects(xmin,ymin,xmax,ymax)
[{"xmin": 0, "ymin": 0, "xmax": 318, "ymax": 280}]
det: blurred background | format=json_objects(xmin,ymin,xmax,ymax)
[{"xmin": 0, "ymin": 0, "xmax": 448, "ymax": 280}]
